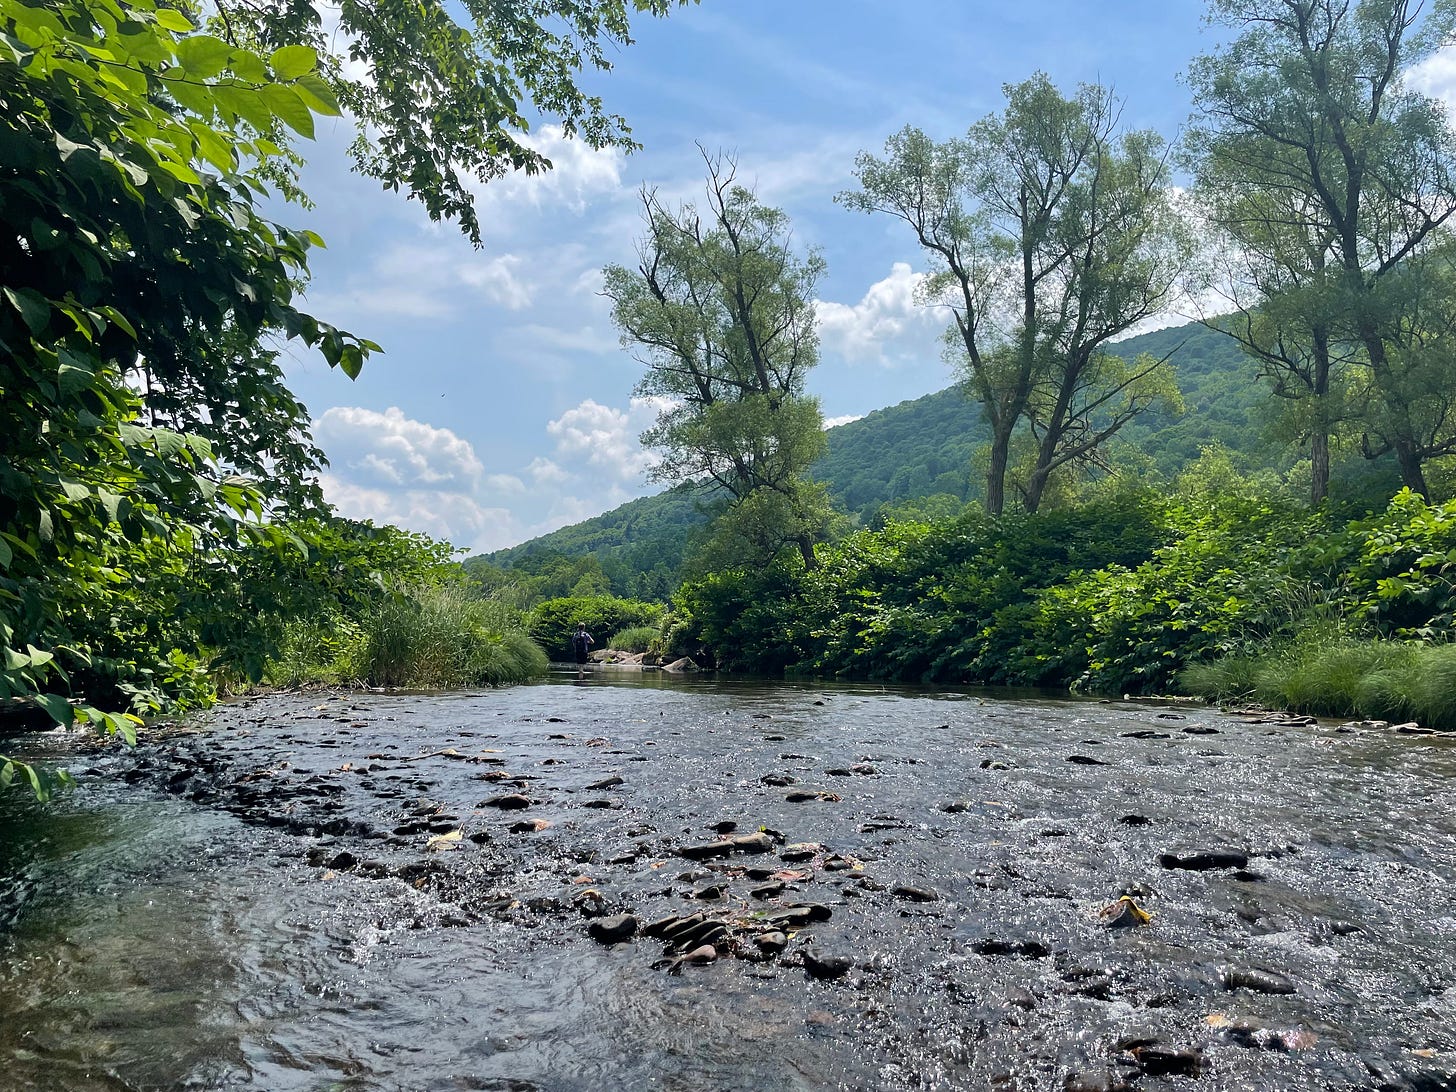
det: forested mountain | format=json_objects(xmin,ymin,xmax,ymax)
[{"xmin": 467, "ymin": 318, "xmax": 1380, "ymax": 597}]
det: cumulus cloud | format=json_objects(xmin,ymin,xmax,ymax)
[
  {"xmin": 310, "ymin": 400, "xmax": 670, "ymax": 555},
  {"xmin": 470, "ymin": 124, "xmax": 625, "ymax": 212},
  {"xmin": 545, "ymin": 396, "xmax": 663, "ymax": 481},
  {"xmin": 815, "ymin": 263, "xmax": 943, "ymax": 366},
  {"xmin": 824, "ymin": 413, "xmax": 865, "ymax": 429},
  {"xmin": 315, "ymin": 406, "xmax": 483, "ymax": 490},
  {"xmin": 1407, "ymin": 46, "xmax": 1456, "ymax": 112}
]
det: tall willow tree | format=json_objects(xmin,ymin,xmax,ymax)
[
  {"xmin": 1187, "ymin": 0, "xmax": 1456, "ymax": 499},
  {"xmin": 840, "ymin": 75, "xmax": 1187, "ymax": 514},
  {"xmin": 603, "ymin": 152, "xmax": 831, "ymax": 569}
]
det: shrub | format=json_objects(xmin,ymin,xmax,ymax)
[
  {"xmin": 362, "ymin": 584, "xmax": 545, "ymax": 688},
  {"xmin": 607, "ymin": 625, "xmax": 660, "ymax": 653},
  {"xmin": 527, "ymin": 595, "xmax": 663, "ymax": 660}
]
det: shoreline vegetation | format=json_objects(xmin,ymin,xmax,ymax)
[{"xmin": 8, "ymin": 0, "xmax": 1456, "ymax": 800}]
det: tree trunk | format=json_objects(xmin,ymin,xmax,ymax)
[
  {"xmin": 985, "ymin": 422, "xmax": 1012, "ymax": 516},
  {"xmin": 1310, "ymin": 325, "xmax": 1331, "ymax": 505},
  {"xmin": 797, "ymin": 535, "xmax": 818, "ymax": 571},
  {"xmin": 1356, "ymin": 316, "xmax": 1430, "ymax": 499}
]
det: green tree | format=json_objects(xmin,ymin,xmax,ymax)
[
  {"xmin": 603, "ymin": 150, "xmax": 832, "ymax": 569},
  {"xmin": 210, "ymin": 0, "xmax": 687, "ymax": 245},
  {"xmin": 841, "ymin": 75, "xmax": 1188, "ymax": 515},
  {"xmin": 1187, "ymin": 0, "xmax": 1456, "ymax": 499}
]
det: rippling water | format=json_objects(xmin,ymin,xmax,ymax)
[{"xmin": 3, "ymin": 671, "xmax": 1456, "ymax": 1091}]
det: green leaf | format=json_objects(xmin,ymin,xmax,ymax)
[
  {"xmin": 174, "ymin": 34, "xmax": 232, "ymax": 80},
  {"xmin": 153, "ymin": 8, "xmax": 194, "ymax": 32},
  {"xmin": 261, "ymin": 84, "xmax": 314, "ymax": 138},
  {"xmin": 31, "ymin": 693, "xmax": 75, "ymax": 727},
  {"xmin": 293, "ymin": 73, "xmax": 340, "ymax": 116},
  {"xmin": 3, "ymin": 286, "xmax": 50, "ymax": 334},
  {"xmin": 269, "ymin": 44, "xmax": 316, "ymax": 80}
]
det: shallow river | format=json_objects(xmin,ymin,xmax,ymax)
[{"xmin": 2, "ymin": 671, "xmax": 1456, "ymax": 1091}]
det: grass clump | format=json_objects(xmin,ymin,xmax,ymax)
[
  {"xmin": 1181, "ymin": 633, "xmax": 1456, "ymax": 729},
  {"xmin": 607, "ymin": 625, "xmax": 660, "ymax": 654},
  {"xmin": 361, "ymin": 584, "xmax": 546, "ymax": 689}
]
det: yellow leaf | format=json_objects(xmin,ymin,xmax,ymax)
[{"xmin": 426, "ymin": 829, "xmax": 462, "ymax": 852}]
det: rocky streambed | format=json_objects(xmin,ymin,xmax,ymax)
[{"xmin": 2, "ymin": 672, "xmax": 1456, "ymax": 1091}]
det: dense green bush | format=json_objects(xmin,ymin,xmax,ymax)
[
  {"xmin": 606, "ymin": 626, "xmax": 661, "ymax": 653},
  {"xmin": 527, "ymin": 595, "xmax": 663, "ymax": 660}
]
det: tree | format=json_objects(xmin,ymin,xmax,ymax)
[
  {"xmin": 840, "ymin": 75, "xmax": 1187, "ymax": 514},
  {"xmin": 1187, "ymin": 0, "xmax": 1456, "ymax": 499},
  {"xmin": 602, "ymin": 151, "xmax": 831, "ymax": 569},
  {"xmin": 1, "ymin": 0, "xmax": 373, "ymax": 791},
  {"xmin": 210, "ymin": 0, "xmax": 687, "ymax": 246}
]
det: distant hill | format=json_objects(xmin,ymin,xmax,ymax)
[{"xmin": 469, "ymin": 319, "xmax": 1289, "ymax": 596}]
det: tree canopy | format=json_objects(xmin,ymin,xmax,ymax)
[
  {"xmin": 603, "ymin": 151, "xmax": 832, "ymax": 569},
  {"xmin": 840, "ymin": 75, "xmax": 1189, "ymax": 514}
]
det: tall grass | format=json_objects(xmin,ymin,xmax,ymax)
[
  {"xmin": 264, "ymin": 617, "xmax": 367, "ymax": 688},
  {"xmin": 607, "ymin": 625, "xmax": 660, "ymax": 653},
  {"xmin": 1179, "ymin": 635, "xmax": 1456, "ymax": 729},
  {"xmin": 362, "ymin": 584, "xmax": 547, "ymax": 688}
]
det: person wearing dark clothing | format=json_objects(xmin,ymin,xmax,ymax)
[{"xmin": 571, "ymin": 623, "xmax": 595, "ymax": 668}]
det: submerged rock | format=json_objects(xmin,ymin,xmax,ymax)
[
  {"xmin": 478, "ymin": 793, "xmax": 532, "ymax": 810},
  {"xmin": 803, "ymin": 949, "xmax": 852, "ymax": 980},
  {"xmin": 588, "ymin": 908, "xmax": 640, "ymax": 943},
  {"xmin": 1159, "ymin": 849, "xmax": 1248, "ymax": 871},
  {"xmin": 1223, "ymin": 965, "xmax": 1297, "ymax": 994}
]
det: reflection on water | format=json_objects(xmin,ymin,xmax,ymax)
[{"xmin": 3, "ymin": 674, "xmax": 1456, "ymax": 1090}]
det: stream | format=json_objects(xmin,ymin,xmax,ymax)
[{"xmin": 2, "ymin": 671, "xmax": 1455, "ymax": 1091}]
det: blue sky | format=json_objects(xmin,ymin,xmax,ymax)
[{"xmin": 274, "ymin": 0, "xmax": 1452, "ymax": 555}]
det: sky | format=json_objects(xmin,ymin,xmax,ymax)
[{"xmin": 274, "ymin": 0, "xmax": 1456, "ymax": 557}]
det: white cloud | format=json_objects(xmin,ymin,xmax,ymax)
[
  {"xmin": 815, "ymin": 262, "xmax": 943, "ymax": 366},
  {"xmin": 824, "ymin": 413, "xmax": 864, "ymax": 429},
  {"xmin": 469, "ymin": 124, "xmax": 625, "ymax": 213},
  {"xmin": 303, "ymin": 241, "xmax": 536, "ymax": 321},
  {"xmin": 545, "ymin": 397, "xmax": 662, "ymax": 482},
  {"xmin": 527, "ymin": 457, "xmax": 568, "ymax": 484},
  {"xmin": 315, "ymin": 406, "xmax": 483, "ymax": 490},
  {"xmin": 318, "ymin": 472, "xmax": 521, "ymax": 553},
  {"xmin": 1407, "ymin": 46, "xmax": 1456, "ymax": 112}
]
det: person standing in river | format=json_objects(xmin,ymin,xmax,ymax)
[{"xmin": 571, "ymin": 623, "xmax": 595, "ymax": 675}]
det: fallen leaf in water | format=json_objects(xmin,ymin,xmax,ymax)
[
  {"xmin": 571, "ymin": 875, "xmax": 595, "ymax": 885},
  {"xmin": 1205, "ymin": 1013, "xmax": 1232, "ymax": 1027},
  {"xmin": 1411, "ymin": 1048, "xmax": 1440, "ymax": 1059},
  {"xmin": 321, "ymin": 870, "xmax": 337, "ymax": 880},
  {"xmin": 426, "ymin": 829, "xmax": 462, "ymax": 852},
  {"xmin": 649, "ymin": 860, "xmax": 668, "ymax": 869},
  {"xmin": 773, "ymin": 869, "xmax": 812, "ymax": 881}
]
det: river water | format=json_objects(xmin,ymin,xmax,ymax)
[{"xmin": 2, "ymin": 671, "xmax": 1455, "ymax": 1091}]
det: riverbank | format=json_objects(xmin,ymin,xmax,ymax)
[{"xmin": 3, "ymin": 674, "xmax": 1455, "ymax": 1089}]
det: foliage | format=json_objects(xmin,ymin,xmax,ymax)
[
  {"xmin": 840, "ymin": 75, "xmax": 1190, "ymax": 514},
  {"xmin": 606, "ymin": 625, "xmax": 660, "ymax": 653},
  {"xmin": 210, "ymin": 0, "xmax": 688, "ymax": 245},
  {"xmin": 603, "ymin": 151, "xmax": 831, "ymax": 569},
  {"xmin": 361, "ymin": 584, "xmax": 545, "ymax": 689},
  {"xmin": 1186, "ymin": 0, "xmax": 1456, "ymax": 499},
  {"xmin": 1180, "ymin": 635, "xmax": 1456, "ymax": 731},
  {"xmin": 1340, "ymin": 489, "xmax": 1456, "ymax": 639},
  {"xmin": 527, "ymin": 595, "xmax": 663, "ymax": 660},
  {"xmin": 0, "ymin": 0, "xmax": 381, "ymax": 794}
]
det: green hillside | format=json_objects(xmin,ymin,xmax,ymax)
[{"xmin": 468, "ymin": 319, "xmax": 1310, "ymax": 595}]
